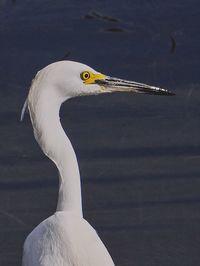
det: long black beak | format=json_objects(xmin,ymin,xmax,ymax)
[{"xmin": 95, "ymin": 76, "xmax": 175, "ymax": 96}]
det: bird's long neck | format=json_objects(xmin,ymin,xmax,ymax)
[{"xmin": 28, "ymin": 87, "xmax": 83, "ymax": 217}]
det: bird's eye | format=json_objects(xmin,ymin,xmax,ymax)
[{"xmin": 80, "ymin": 71, "xmax": 91, "ymax": 81}]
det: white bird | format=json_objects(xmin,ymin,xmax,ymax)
[{"xmin": 21, "ymin": 61, "xmax": 174, "ymax": 266}]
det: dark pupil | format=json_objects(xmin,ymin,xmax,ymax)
[{"xmin": 84, "ymin": 73, "xmax": 89, "ymax": 79}]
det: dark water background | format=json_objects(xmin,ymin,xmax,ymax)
[{"xmin": 0, "ymin": 0, "xmax": 200, "ymax": 265}]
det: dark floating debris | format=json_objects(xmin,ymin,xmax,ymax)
[
  {"xmin": 60, "ymin": 51, "xmax": 71, "ymax": 61},
  {"xmin": 84, "ymin": 10, "xmax": 127, "ymax": 33},
  {"xmin": 84, "ymin": 14, "xmax": 94, "ymax": 20},
  {"xmin": 170, "ymin": 34, "xmax": 176, "ymax": 54},
  {"xmin": 84, "ymin": 11, "xmax": 119, "ymax": 23}
]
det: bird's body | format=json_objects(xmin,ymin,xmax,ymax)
[
  {"xmin": 21, "ymin": 61, "xmax": 174, "ymax": 266},
  {"xmin": 22, "ymin": 212, "xmax": 114, "ymax": 266}
]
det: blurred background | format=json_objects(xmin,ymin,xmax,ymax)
[{"xmin": 0, "ymin": 0, "xmax": 200, "ymax": 265}]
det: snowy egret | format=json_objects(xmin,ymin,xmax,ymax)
[{"xmin": 21, "ymin": 61, "xmax": 174, "ymax": 266}]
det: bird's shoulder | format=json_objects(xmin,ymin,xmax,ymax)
[
  {"xmin": 22, "ymin": 211, "xmax": 114, "ymax": 266},
  {"xmin": 23, "ymin": 211, "xmax": 92, "ymax": 251}
]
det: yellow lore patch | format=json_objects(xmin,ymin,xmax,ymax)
[{"xmin": 80, "ymin": 71, "xmax": 105, "ymax": 84}]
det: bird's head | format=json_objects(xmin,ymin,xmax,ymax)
[
  {"xmin": 21, "ymin": 60, "xmax": 175, "ymax": 120},
  {"xmin": 35, "ymin": 60, "xmax": 175, "ymax": 99}
]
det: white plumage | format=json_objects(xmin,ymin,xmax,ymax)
[
  {"xmin": 22, "ymin": 212, "xmax": 114, "ymax": 266},
  {"xmin": 21, "ymin": 61, "xmax": 174, "ymax": 266}
]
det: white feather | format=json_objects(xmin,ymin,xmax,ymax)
[{"xmin": 22, "ymin": 61, "xmax": 114, "ymax": 266}]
